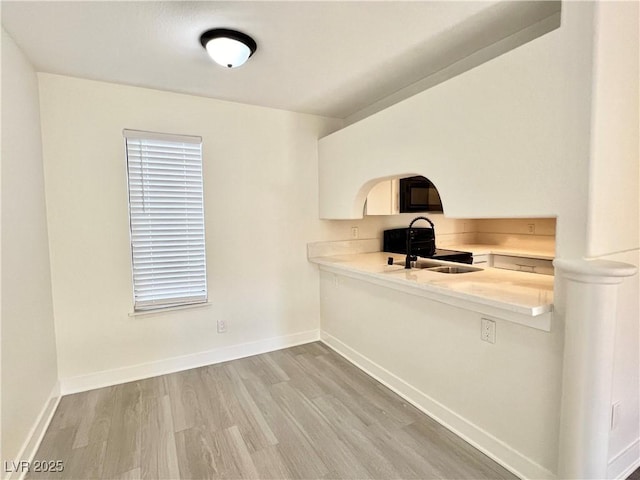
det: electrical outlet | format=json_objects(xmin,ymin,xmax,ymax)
[
  {"xmin": 217, "ymin": 319, "xmax": 227, "ymax": 333},
  {"xmin": 481, "ymin": 318, "xmax": 496, "ymax": 343},
  {"xmin": 351, "ymin": 226, "xmax": 359, "ymax": 239},
  {"xmin": 527, "ymin": 223, "xmax": 536, "ymax": 234}
]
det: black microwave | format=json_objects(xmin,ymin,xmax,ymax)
[{"xmin": 399, "ymin": 176, "xmax": 443, "ymax": 213}]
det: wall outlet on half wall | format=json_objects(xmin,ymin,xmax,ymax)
[
  {"xmin": 217, "ymin": 319, "xmax": 227, "ymax": 333},
  {"xmin": 481, "ymin": 318, "xmax": 496, "ymax": 343}
]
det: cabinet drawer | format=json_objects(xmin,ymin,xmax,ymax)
[
  {"xmin": 492, "ymin": 255, "xmax": 554, "ymax": 275},
  {"xmin": 472, "ymin": 254, "xmax": 489, "ymax": 265}
]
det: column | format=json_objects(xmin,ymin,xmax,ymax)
[{"xmin": 554, "ymin": 258, "xmax": 637, "ymax": 479}]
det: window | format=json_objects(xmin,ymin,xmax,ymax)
[{"xmin": 124, "ymin": 129, "xmax": 207, "ymax": 311}]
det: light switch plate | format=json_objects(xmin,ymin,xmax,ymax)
[{"xmin": 611, "ymin": 402, "xmax": 621, "ymax": 430}]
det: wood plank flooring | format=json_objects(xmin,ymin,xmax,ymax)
[{"xmin": 28, "ymin": 342, "xmax": 517, "ymax": 479}]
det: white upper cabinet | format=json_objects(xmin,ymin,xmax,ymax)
[{"xmin": 365, "ymin": 179, "xmax": 399, "ymax": 215}]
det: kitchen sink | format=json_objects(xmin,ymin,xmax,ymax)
[
  {"xmin": 390, "ymin": 259, "xmax": 481, "ymax": 273},
  {"xmin": 413, "ymin": 260, "xmax": 444, "ymax": 269},
  {"xmin": 426, "ymin": 266, "xmax": 482, "ymax": 274},
  {"xmin": 392, "ymin": 259, "xmax": 442, "ymax": 269}
]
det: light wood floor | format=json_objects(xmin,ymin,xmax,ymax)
[{"xmin": 29, "ymin": 342, "xmax": 517, "ymax": 479}]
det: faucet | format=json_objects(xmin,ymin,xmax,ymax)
[{"xmin": 405, "ymin": 216, "xmax": 436, "ymax": 269}]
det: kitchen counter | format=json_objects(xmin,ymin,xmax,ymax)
[
  {"xmin": 447, "ymin": 243, "xmax": 555, "ymax": 260},
  {"xmin": 309, "ymin": 251, "xmax": 554, "ymax": 331}
]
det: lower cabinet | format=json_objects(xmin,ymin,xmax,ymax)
[
  {"xmin": 365, "ymin": 179, "xmax": 399, "ymax": 215},
  {"xmin": 492, "ymin": 254, "xmax": 554, "ymax": 275},
  {"xmin": 472, "ymin": 253, "xmax": 554, "ymax": 275},
  {"xmin": 471, "ymin": 254, "xmax": 490, "ymax": 266}
]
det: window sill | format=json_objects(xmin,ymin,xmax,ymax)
[{"xmin": 128, "ymin": 301, "xmax": 212, "ymax": 317}]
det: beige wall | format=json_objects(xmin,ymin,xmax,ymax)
[
  {"xmin": 37, "ymin": 74, "xmax": 343, "ymax": 386},
  {"xmin": 1, "ymin": 29, "xmax": 59, "ymax": 472}
]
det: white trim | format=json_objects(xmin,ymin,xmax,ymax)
[
  {"xmin": 122, "ymin": 129, "xmax": 201, "ymax": 144},
  {"xmin": 5, "ymin": 382, "xmax": 61, "ymax": 480},
  {"xmin": 608, "ymin": 438, "xmax": 640, "ymax": 480},
  {"xmin": 128, "ymin": 301, "xmax": 212, "ymax": 317},
  {"xmin": 60, "ymin": 329, "xmax": 320, "ymax": 395},
  {"xmin": 320, "ymin": 331, "xmax": 556, "ymax": 480}
]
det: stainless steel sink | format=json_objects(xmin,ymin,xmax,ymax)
[
  {"xmin": 414, "ymin": 260, "xmax": 445, "ymax": 269},
  {"xmin": 426, "ymin": 266, "xmax": 482, "ymax": 274},
  {"xmin": 392, "ymin": 260, "xmax": 442, "ymax": 269},
  {"xmin": 390, "ymin": 259, "xmax": 481, "ymax": 273}
]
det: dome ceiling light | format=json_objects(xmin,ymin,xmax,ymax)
[{"xmin": 199, "ymin": 28, "xmax": 257, "ymax": 68}]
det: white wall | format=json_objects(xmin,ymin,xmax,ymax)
[
  {"xmin": 320, "ymin": 271, "xmax": 563, "ymax": 479},
  {"xmin": 586, "ymin": 2, "xmax": 640, "ymax": 477},
  {"xmin": 587, "ymin": 1, "xmax": 639, "ymax": 258},
  {"xmin": 606, "ymin": 250, "xmax": 640, "ymax": 478},
  {"xmin": 37, "ymin": 74, "xmax": 343, "ymax": 388},
  {"xmin": 318, "ymin": 3, "xmax": 595, "ymax": 259},
  {"xmin": 317, "ymin": 2, "xmax": 639, "ymax": 477},
  {"xmin": 1, "ymin": 29, "xmax": 59, "ymax": 472},
  {"xmin": 5, "ymin": 2, "xmax": 636, "ymax": 477}
]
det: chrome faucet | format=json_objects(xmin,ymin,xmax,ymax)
[{"xmin": 405, "ymin": 216, "xmax": 436, "ymax": 269}]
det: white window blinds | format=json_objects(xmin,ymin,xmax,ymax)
[{"xmin": 124, "ymin": 129, "xmax": 207, "ymax": 311}]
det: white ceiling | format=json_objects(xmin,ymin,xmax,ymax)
[{"xmin": 2, "ymin": 1, "xmax": 553, "ymax": 119}]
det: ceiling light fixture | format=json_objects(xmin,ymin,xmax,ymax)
[{"xmin": 199, "ymin": 28, "xmax": 257, "ymax": 69}]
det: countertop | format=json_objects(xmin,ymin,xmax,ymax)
[
  {"xmin": 446, "ymin": 244, "xmax": 555, "ymax": 260},
  {"xmin": 309, "ymin": 251, "xmax": 554, "ymax": 331}
]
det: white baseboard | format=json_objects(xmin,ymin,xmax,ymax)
[
  {"xmin": 320, "ymin": 331, "xmax": 555, "ymax": 480},
  {"xmin": 4, "ymin": 382, "xmax": 61, "ymax": 480},
  {"xmin": 60, "ymin": 329, "xmax": 320, "ymax": 395},
  {"xmin": 609, "ymin": 438, "xmax": 640, "ymax": 480}
]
